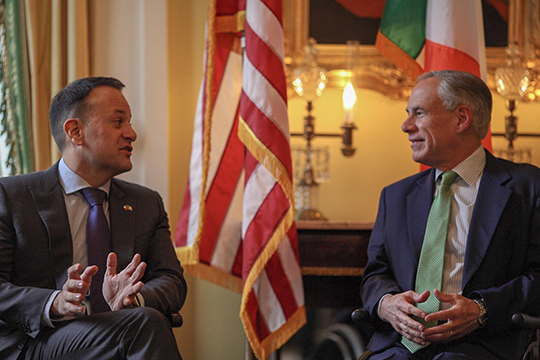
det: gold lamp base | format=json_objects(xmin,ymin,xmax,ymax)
[{"xmin": 296, "ymin": 208, "xmax": 328, "ymax": 221}]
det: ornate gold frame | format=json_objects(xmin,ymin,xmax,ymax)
[{"xmin": 283, "ymin": 0, "xmax": 510, "ymax": 99}]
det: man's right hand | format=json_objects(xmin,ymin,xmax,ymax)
[
  {"xmin": 379, "ymin": 290, "xmax": 430, "ymax": 345},
  {"xmin": 51, "ymin": 264, "xmax": 98, "ymax": 317}
]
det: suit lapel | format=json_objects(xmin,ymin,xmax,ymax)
[
  {"xmin": 109, "ymin": 180, "xmax": 136, "ymax": 268},
  {"xmin": 462, "ymin": 152, "xmax": 512, "ymax": 289},
  {"xmin": 28, "ymin": 163, "xmax": 73, "ymax": 289},
  {"xmin": 407, "ymin": 169, "xmax": 436, "ymax": 270}
]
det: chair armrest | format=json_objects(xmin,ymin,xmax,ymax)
[
  {"xmin": 351, "ymin": 308, "xmax": 371, "ymax": 324},
  {"xmin": 512, "ymin": 313, "xmax": 540, "ymax": 329},
  {"xmin": 167, "ymin": 312, "xmax": 184, "ymax": 327}
]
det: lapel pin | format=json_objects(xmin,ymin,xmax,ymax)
[{"xmin": 123, "ymin": 205, "xmax": 133, "ymax": 211}]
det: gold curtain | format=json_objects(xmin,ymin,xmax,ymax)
[{"xmin": 24, "ymin": 0, "xmax": 89, "ymax": 171}]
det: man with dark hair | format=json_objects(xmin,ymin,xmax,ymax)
[
  {"xmin": 0, "ymin": 77, "xmax": 187, "ymax": 359},
  {"xmin": 361, "ymin": 70, "xmax": 540, "ymax": 359}
]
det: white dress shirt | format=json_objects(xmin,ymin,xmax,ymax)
[
  {"xmin": 58, "ymin": 158, "xmax": 111, "ymax": 269},
  {"xmin": 42, "ymin": 159, "xmax": 111, "ymax": 325},
  {"xmin": 435, "ymin": 145, "xmax": 485, "ymax": 309}
]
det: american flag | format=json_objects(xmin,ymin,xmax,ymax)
[{"xmin": 175, "ymin": 0, "xmax": 306, "ymax": 358}]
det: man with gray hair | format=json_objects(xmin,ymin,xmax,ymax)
[{"xmin": 361, "ymin": 70, "xmax": 540, "ymax": 359}]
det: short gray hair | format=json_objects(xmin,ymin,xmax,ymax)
[{"xmin": 417, "ymin": 70, "xmax": 492, "ymax": 139}]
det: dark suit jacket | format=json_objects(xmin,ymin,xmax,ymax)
[
  {"xmin": 361, "ymin": 150, "xmax": 540, "ymax": 360},
  {"xmin": 0, "ymin": 163, "xmax": 187, "ymax": 360}
]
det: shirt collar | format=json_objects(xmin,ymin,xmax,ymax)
[
  {"xmin": 435, "ymin": 145, "xmax": 486, "ymax": 186},
  {"xmin": 58, "ymin": 158, "xmax": 111, "ymax": 196}
]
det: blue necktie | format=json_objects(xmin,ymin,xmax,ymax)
[{"xmin": 80, "ymin": 187, "xmax": 111, "ymax": 313}]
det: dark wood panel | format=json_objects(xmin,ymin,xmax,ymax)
[
  {"xmin": 296, "ymin": 221, "xmax": 373, "ymax": 308},
  {"xmin": 298, "ymin": 229, "xmax": 370, "ymax": 269}
]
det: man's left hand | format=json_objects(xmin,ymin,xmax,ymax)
[
  {"xmin": 102, "ymin": 252, "xmax": 146, "ymax": 311},
  {"xmin": 420, "ymin": 289, "xmax": 480, "ymax": 343}
]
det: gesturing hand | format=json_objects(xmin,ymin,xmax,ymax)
[
  {"xmin": 102, "ymin": 253, "xmax": 146, "ymax": 311},
  {"xmin": 51, "ymin": 264, "xmax": 98, "ymax": 317}
]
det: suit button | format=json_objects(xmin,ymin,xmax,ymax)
[{"xmin": 18, "ymin": 343, "xmax": 25, "ymax": 350}]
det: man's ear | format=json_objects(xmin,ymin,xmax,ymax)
[
  {"xmin": 455, "ymin": 105, "xmax": 473, "ymax": 134},
  {"xmin": 64, "ymin": 119, "xmax": 84, "ymax": 145}
]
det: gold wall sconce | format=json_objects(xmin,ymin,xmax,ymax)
[{"xmin": 290, "ymin": 39, "xmax": 357, "ymax": 221}]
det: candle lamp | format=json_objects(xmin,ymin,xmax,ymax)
[
  {"xmin": 290, "ymin": 39, "xmax": 357, "ymax": 220},
  {"xmin": 493, "ymin": 43, "xmax": 534, "ymax": 162}
]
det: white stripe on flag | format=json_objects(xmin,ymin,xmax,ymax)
[
  {"xmin": 278, "ymin": 235, "xmax": 305, "ymax": 307},
  {"xmin": 242, "ymin": 55, "xmax": 289, "ymax": 140},
  {"xmin": 186, "ymin": 83, "xmax": 205, "ymax": 246},
  {"xmin": 210, "ymin": 170, "xmax": 245, "ymax": 272},
  {"xmin": 207, "ymin": 52, "xmax": 243, "ymax": 193},
  {"xmin": 242, "ymin": 163, "xmax": 276, "ymax": 236},
  {"xmin": 254, "ymin": 269, "xmax": 287, "ymax": 332},
  {"xmin": 246, "ymin": 0, "xmax": 285, "ymax": 60}
]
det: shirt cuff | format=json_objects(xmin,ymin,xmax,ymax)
[
  {"xmin": 43, "ymin": 290, "xmax": 89, "ymax": 326},
  {"xmin": 377, "ymin": 293, "xmax": 392, "ymax": 320},
  {"xmin": 42, "ymin": 290, "xmax": 62, "ymax": 328}
]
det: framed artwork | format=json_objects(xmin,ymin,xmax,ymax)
[{"xmin": 283, "ymin": 0, "xmax": 514, "ymax": 99}]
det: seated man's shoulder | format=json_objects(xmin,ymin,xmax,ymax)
[
  {"xmin": 385, "ymin": 169, "xmax": 431, "ymax": 193},
  {"xmin": 508, "ymin": 161, "xmax": 540, "ymax": 177},
  {"xmin": 0, "ymin": 167, "xmax": 52, "ymax": 189},
  {"xmin": 111, "ymin": 178, "xmax": 162, "ymax": 200},
  {"xmin": 496, "ymin": 159, "xmax": 540, "ymax": 186}
]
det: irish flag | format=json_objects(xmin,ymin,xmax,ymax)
[{"xmin": 376, "ymin": 0, "xmax": 492, "ymax": 151}]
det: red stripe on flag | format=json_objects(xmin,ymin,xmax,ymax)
[
  {"xmin": 260, "ymin": 0, "xmax": 282, "ymax": 23},
  {"xmin": 216, "ymin": 0, "xmax": 244, "ymax": 14},
  {"xmin": 243, "ymin": 147, "xmax": 258, "ymax": 183},
  {"xmin": 265, "ymin": 252, "xmax": 299, "ymax": 318},
  {"xmin": 246, "ymin": 289, "xmax": 271, "ymax": 340},
  {"xmin": 232, "ymin": 240, "xmax": 243, "ymax": 277},
  {"xmin": 287, "ymin": 222, "xmax": 301, "ymax": 263},
  {"xmin": 424, "ymin": 39, "xmax": 481, "ymax": 75},
  {"xmin": 242, "ymin": 183, "xmax": 290, "ymax": 280},
  {"xmin": 175, "ymin": 179, "xmax": 192, "ymax": 247},
  {"xmin": 199, "ymin": 111, "xmax": 244, "ymax": 263},
  {"xmin": 212, "ymin": 39, "xmax": 238, "ymax": 103},
  {"xmin": 240, "ymin": 92, "xmax": 293, "ymax": 174},
  {"xmin": 244, "ymin": 23, "xmax": 287, "ymax": 102}
]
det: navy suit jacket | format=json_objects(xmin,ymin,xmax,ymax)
[
  {"xmin": 361, "ymin": 150, "xmax": 540, "ymax": 360},
  {"xmin": 0, "ymin": 163, "xmax": 187, "ymax": 360}
]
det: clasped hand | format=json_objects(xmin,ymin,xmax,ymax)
[
  {"xmin": 379, "ymin": 289, "xmax": 480, "ymax": 346},
  {"xmin": 51, "ymin": 253, "xmax": 146, "ymax": 317}
]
